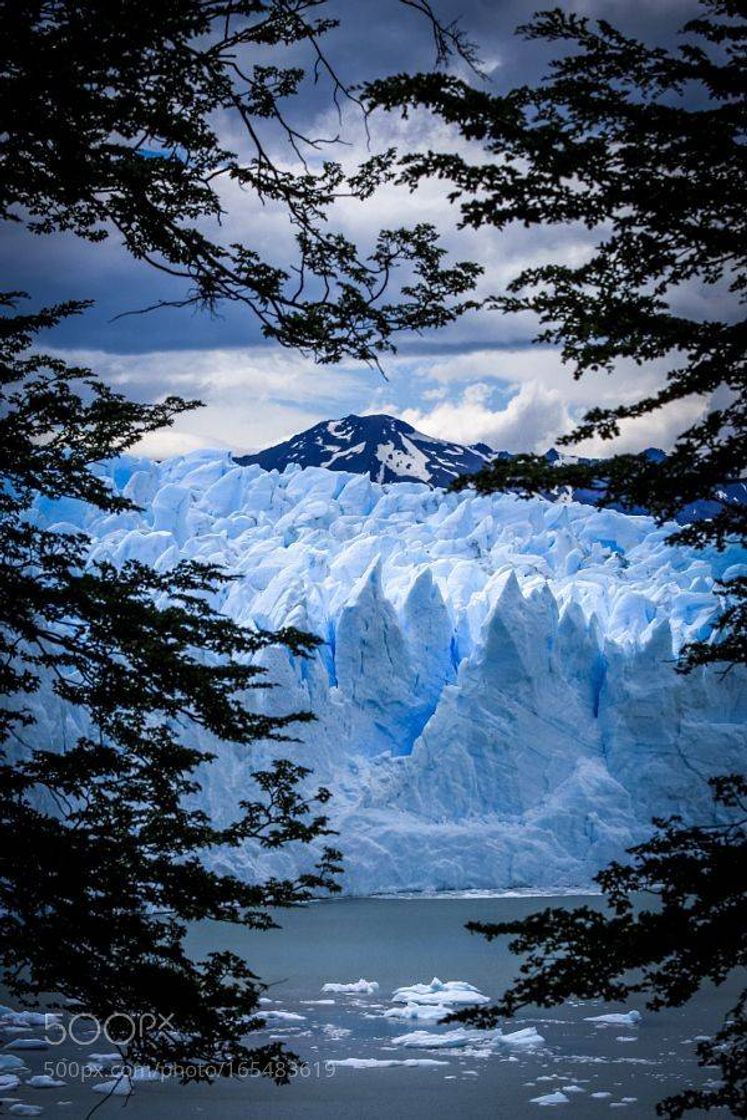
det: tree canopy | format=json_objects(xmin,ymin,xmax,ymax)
[
  {"xmin": 0, "ymin": 0, "xmax": 478, "ymax": 1083},
  {"xmin": 1, "ymin": 0, "xmax": 481, "ymax": 368},
  {"xmin": 453, "ymin": 775, "xmax": 747, "ymax": 1119},
  {"xmin": 0, "ymin": 295, "xmax": 342, "ymax": 1078},
  {"xmin": 366, "ymin": 3, "xmax": 747, "ymax": 1114},
  {"xmin": 366, "ymin": 0, "xmax": 746, "ymax": 604}
]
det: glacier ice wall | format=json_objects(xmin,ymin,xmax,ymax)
[{"xmin": 27, "ymin": 450, "xmax": 747, "ymax": 894}]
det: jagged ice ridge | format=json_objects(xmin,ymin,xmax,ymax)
[{"xmin": 26, "ymin": 450, "xmax": 747, "ymax": 894}]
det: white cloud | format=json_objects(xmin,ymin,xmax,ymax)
[
  {"xmin": 51, "ymin": 345, "xmax": 370, "ymax": 457},
  {"xmin": 400, "ymin": 381, "xmax": 572, "ymax": 453},
  {"xmin": 50, "ymin": 335, "xmax": 716, "ymax": 461}
]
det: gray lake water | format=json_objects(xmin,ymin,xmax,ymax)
[{"xmin": 3, "ymin": 895, "xmax": 740, "ymax": 1119}]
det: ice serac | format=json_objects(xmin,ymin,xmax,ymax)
[{"xmin": 24, "ymin": 452, "xmax": 747, "ymax": 895}]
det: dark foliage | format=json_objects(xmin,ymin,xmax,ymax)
[
  {"xmin": 453, "ymin": 776, "xmax": 747, "ymax": 1118},
  {"xmin": 0, "ymin": 296, "xmax": 342, "ymax": 1079},
  {"xmin": 366, "ymin": 3, "xmax": 747, "ymax": 1114},
  {"xmin": 0, "ymin": 0, "xmax": 483, "ymax": 1085},
  {"xmin": 0, "ymin": 0, "xmax": 481, "ymax": 369},
  {"xmin": 366, "ymin": 0, "xmax": 746, "ymax": 660}
]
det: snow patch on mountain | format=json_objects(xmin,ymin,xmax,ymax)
[
  {"xmin": 235, "ymin": 413, "xmax": 492, "ymax": 487},
  {"xmin": 23, "ymin": 450, "xmax": 747, "ymax": 894}
]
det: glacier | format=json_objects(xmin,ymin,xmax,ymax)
[{"xmin": 25, "ymin": 449, "xmax": 746, "ymax": 894}]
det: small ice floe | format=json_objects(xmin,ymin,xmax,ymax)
[
  {"xmin": 591, "ymin": 1092, "xmax": 612, "ymax": 1099},
  {"xmin": 383, "ymin": 978, "xmax": 489, "ymax": 1025},
  {"xmin": 494, "ymin": 1028, "xmax": 545, "ymax": 1051},
  {"xmin": 383, "ymin": 1004, "xmax": 448, "ymax": 1024},
  {"xmin": 301, "ymin": 1000, "xmax": 336, "ymax": 1006},
  {"xmin": 26, "ymin": 1078, "xmax": 65, "ymax": 1090},
  {"xmin": 615, "ymin": 1036, "xmax": 636, "ymax": 1043},
  {"xmin": 391, "ymin": 1024, "xmax": 545, "ymax": 1054},
  {"xmin": 0, "ymin": 1011, "xmax": 57, "ymax": 1031},
  {"xmin": 530, "ymin": 1091, "xmax": 569, "ymax": 1106},
  {"xmin": 321, "ymin": 1025, "xmax": 352, "ymax": 1040},
  {"xmin": 391, "ymin": 979, "xmax": 488, "ymax": 1008},
  {"xmin": 321, "ymin": 980, "xmax": 379, "ymax": 995},
  {"xmin": 0, "ymin": 1058, "xmax": 27, "ymax": 1073},
  {"xmin": 260, "ymin": 1011, "xmax": 306, "ymax": 1023},
  {"xmin": 328, "ymin": 1058, "xmax": 448, "ymax": 1069},
  {"xmin": 4, "ymin": 1042, "xmax": 48, "ymax": 1052},
  {"xmin": 560, "ymin": 1084, "xmax": 584, "ymax": 1094},
  {"xmin": 584, "ymin": 1011, "xmax": 642, "ymax": 1028},
  {"xmin": 0, "ymin": 1075, "xmax": 21, "ymax": 1092},
  {"xmin": 91, "ymin": 1076, "xmax": 132, "ymax": 1097},
  {"xmin": 9, "ymin": 1105, "xmax": 44, "ymax": 1117},
  {"xmin": 87, "ymin": 1054, "xmax": 122, "ymax": 1069},
  {"xmin": 391, "ymin": 1028, "xmax": 478, "ymax": 1050}
]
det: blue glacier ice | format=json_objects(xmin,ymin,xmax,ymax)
[{"xmin": 25, "ymin": 450, "xmax": 747, "ymax": 894}]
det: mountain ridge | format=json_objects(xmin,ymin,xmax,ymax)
[
  {"xmin": 235, "ymin": 412, "xmax": 494, "ymax": 488},
  {"xmin": 235, "ymin": 412, "xmax": 745, "ymax": 523}
]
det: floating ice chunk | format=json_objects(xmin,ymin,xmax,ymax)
[
  {"xmin": 26, "ymin": 1077, "xmax": 65, "ymax": 1089},
  {"xmin": 0, "ymin": 1058, "xmax": 27, "ymax": 1073},
  {"xmin": 560, "ymin": 1084, "xmax": 585, "ymax": 1093},
  {"xmin": 591, "ymin": 1092, "xmax": 612, "ymax": 1099},
  {"xmin": 391, "ymin": 978, "xmax": 488, "ymax": 1007},
  {"xmin": 383, "ymin": 1004, "xmax": 449, "ymax": 1023},
  {"xmin": 391, "ymin": 1029, "xmax": 478, "ymax": 1049},
  {"xmin": 260, "ymin": 1011, "xmax": 306, "ymax": 1023},
  {"xmin": 495, "ymin": 1027, "xmax": 545, "ymax": 1050},
  {"xmin": 87, "ymin": 1053, "xmax": 123, "ymax": 1067},
  {"xmin": 585, "ymin": 1011, "xmax": 642, "ymax": 1027},
  {"xmin": 394, "ymin": 1025, "xmax": 546, "ymax": 1051},
  {"xmin": 0, "ymin": 1012, "xmax": 59, "ymax": 1030},
  {"xmin": 530, "ymin": 1091, "xmax": 569, "ymax": 1106},
  {"xmin": 91, "ymin": 1076, "xmax": 132, "ymax": 1096},
  {"xmin": 0, "ymin": 1075, "xmax": 20, "ymax": 1092},
  {"xmin": 322, "ymin": 980, "xmax": 379, "ymax": 995},
  {"xmin": 4, "ymin": 1042, "xmax": 48, "ymax": 1052},
  {"xmin": 9, "ymin": 1106, "xmax": 44, "ymax": 1116},
  {"xmin": 301, "ymin": 1000, "xmax": 336, "ymax": 1006}
]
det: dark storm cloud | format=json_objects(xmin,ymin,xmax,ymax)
[
  {"xmin": 3, "ymin": 0, "xmax": 701, "ymax": 355},
  {"xmin": 3, "ymin": 0, "xmax": 713, "ymax": 459}
]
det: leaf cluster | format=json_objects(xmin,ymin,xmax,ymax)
[{"xmin": 0, "ymin": 297, "xmax": 341, "ymax": 1078}]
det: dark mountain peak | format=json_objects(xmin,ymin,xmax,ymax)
[
  {"xmin": 235, "ymin": 413, "xmax": 494, "ymax": 487},
  {"xmin": 234, "ymin": 414, "xmax": 745, "ymax": 525}
]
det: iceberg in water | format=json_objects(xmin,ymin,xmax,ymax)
[
  {"xmin": 322, "ymin": 980, "xmax": 379, "ymax": 995},
  {"xmin": 391, "ymin": 978, "xmax": 489, "ymax": 1007},
  {"xmin": 21, "ymin": 452, "xmax": 747, "ymax": 895}
]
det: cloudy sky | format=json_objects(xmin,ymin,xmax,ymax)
[{"xmin": 8, "ymin": 0, "xmax": 709, "ymax": 458}]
